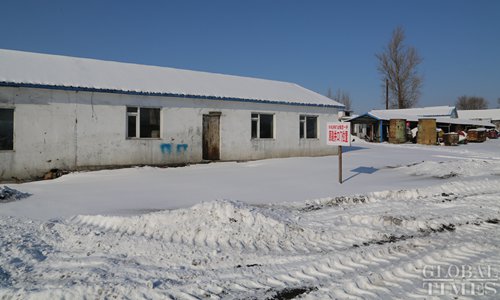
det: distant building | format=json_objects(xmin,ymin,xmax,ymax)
[
  {"xmin": 371, "ymin": 106, "xmax": 459, "ymax": 119},
  {"xmin": 0, "ymin": 49, "xmax": 343, "ymax": 181},
  {"xmin": 338, "ymin": 110, "xmax": 365, "ymax": 136},
  {"xmin": 458, "ymin": 109, "xmax": 500, "ymax": 130},
  {"xmin": 349, "ymin": 106, "xmax": 494, "ymax": 142}
]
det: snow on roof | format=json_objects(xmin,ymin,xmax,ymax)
[
  {"xmin": 457, "ymin": 109, "xmax": 500, "ymax": 121},
  {"xmin": 349, "ymin": 108, "xmax": 495, "ymax": 128},
  {"xmin": 0, "ymin": 49, "xmax": 342, "ymax": 108},
  {"xmin": 433, "ymin": 117, "xmax": 494, "ymax": 127},
  {"xmin": 370, "ymin": 106, "xmax": 457, "ymax": 118}
]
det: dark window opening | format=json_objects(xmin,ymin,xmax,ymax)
[
  {"xmin": 140, "ymin": 108, "xmax": 160, "ymax": 138},
  {"xmin": 306, "ymin": 116, "xmax": 317, "ymax": 138},
  {"xmin": 259, "ymin": 114, "xmax": 273, "ymax": 138},
  {"xmin": 251, "ymin": 113, "xmax": 274, "ymax": 139},
  {"xmin": 127, "ymin": 107, "xmax": 138, "ymax": 138},
  {"xmin": 0, "ymin": 109, "xmax": 14, "ymax": 150},
  {"xmin": 127, "ymin": 107, "xmax": 160, "ymax": 138}
]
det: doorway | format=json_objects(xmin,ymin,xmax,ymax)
[{"xmin": 202, "ymin": 112, "xmax": 221, "ymax": 160}]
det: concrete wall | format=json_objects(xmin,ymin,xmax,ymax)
[{"xmin": 0, "ymin": 86, "xmax": 339, "ymax": 181}]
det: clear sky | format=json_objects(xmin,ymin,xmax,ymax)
[{"xmin": 1, "ymin": 0, "xmax": 499, "ymax": 113}]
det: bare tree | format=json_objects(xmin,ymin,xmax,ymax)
[
  {"xmin": 376, "ymin": 26, "xmax": 422, "ymax": 109},
  {"xmin": 326, "ymin": 88, "xmax": 333, "ymax": 100},
  {"xmin": 327, "ymin": 88, "xmax": 352, "ymax": 111},
  {"xmin": 335, "ymin": 89, "xmax": 352, "ymax": 111},
  {"xmin": 455, "ymin": 95, "xmax": 488, "ymax": 110}
]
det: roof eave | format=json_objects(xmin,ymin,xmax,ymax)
[
  {"xmin": 0, "ymin": 81, "xmax": 343, "ymax": 109},
  {"xmin": 348, "ymin": 112, "xmax": 382, "ymax": 122}
]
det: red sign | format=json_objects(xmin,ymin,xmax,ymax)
[{"xmin": 327, "ymin": 122, "xmax": 351, "ymax": 146}]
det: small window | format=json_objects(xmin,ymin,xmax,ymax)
[
  {"xmin": 251, "ymin": 113, "xmax": 274, "ymax": 139},
  {"xmin": 127, "ymin": 107, "xmax": 161, "ymax": 138},
  {"xmin": 0, "ymin": 108, "xmax": 14, "ymax": 150},
  {"xmin": 299, "ymin": 115, "xmax": 317, "ymax": 139}
]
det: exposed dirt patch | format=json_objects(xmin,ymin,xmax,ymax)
[
  {"xmin": 266, "ymin": 287, "xmax": 318, "ymax": 300},
  {"xmin": 354, "ymin": 233, "xmax": 414, "ymax": 248},
  {"xmin": 354, "ymin": 222, "xmax": 460, "ymax": 248},
  {"xmin": 435, "ymin": 172, "xmax": 458, "ymax": 179},
  {"xmin": 419, "ymin": 223, "xmax": 456, "ymax": 234},
  {"xmin": 301, "ymin": 196, "xmax": 368, "ymax": 211},
  {"xmin": 235, "ymin": 264, "xmax": 261, "ymax": 268}
]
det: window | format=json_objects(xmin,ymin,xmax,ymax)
[
  {"xmin": 127, "ymin": 107, "xmax": 161, "ymax": 138},
  {"xmin": 251, "ymin": 113, "xmax": 274, "ymax": 139},
  {"xmin": 0, "ymin": 109, "xmax": 14, "ymax": 150},
  {"xmin": 299, "ymin": 115, "xmax": 318, "ymax": 139}
]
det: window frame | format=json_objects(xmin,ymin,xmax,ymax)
[
  {"xmin": 0, "ymin": 107, "xmax": 14, "ymax": 151},
  {"xmin": 299, "ymin": 115, "xmax": 318, "ymax": 139},
  {"xmin": 251, "ymin": 113, "xmax": 275, "ymax": 139},
  {"xmin": 126, "ymin": 106, "xmax": 161, "ymax": 139}
]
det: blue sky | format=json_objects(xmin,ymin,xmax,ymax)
[{"xmin": 1, "ymin": 0, "xmax": 499, "ymax": 113}]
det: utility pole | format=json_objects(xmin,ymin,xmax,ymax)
[{"xmin": 385, "ymin": 78, "xmax": 389, "ymax": 110}]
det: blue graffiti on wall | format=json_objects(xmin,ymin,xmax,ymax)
[
  {"xmin": 160, "ymin": 143, "xmax": 188, "ymax": 155},
  {"xmin": 160, "ymin": 143, "xmax": 172, "ymax": 155},
  {"xmin": 176, "ymin": 144, "xmax": 188, "ymax": 154}
]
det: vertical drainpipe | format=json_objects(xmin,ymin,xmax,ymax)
[{"xmin": 379, "ymin": 120, "xmax": 384, "ymax": 143}]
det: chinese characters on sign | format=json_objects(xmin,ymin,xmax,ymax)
[{"xmin": 326, "ymin": 122, "xmax": 351, "ymax": 146}]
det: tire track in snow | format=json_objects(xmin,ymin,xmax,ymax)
[
  {"xmin": 180, "ymin": 179, "xmax": 500, "ymax": 299},
  {"xmin": 4, "ymin": 177, "xmax": 499, "ymax": 299}
]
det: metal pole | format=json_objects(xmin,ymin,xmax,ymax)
[
  {"xmin": 338, "ymin": 145, "xmax": 342, "ymax": 184},
  {"xmin": 386, "ymin": 78, "xmax": 389, "ymax": 110}
]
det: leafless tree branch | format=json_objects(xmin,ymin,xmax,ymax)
[
  {"xmin": 455, "ymin": 95, "xmax": 488, "ymax": 110},
  {"xmin": 326, "ymin": 88, "xmax": 352, "ymax": 111},
  {"xmin": 376, "ymin": 27, "xmax": 422, "ymax": 109}
]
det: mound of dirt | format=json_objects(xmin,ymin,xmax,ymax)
[{"xmin": 0, "ymin": 186, "xmax": 31, "ymax": 203}]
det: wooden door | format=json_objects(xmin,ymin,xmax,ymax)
[{"xmin": 202, "ymin": 112, "xmax": 221, "ymax": 160}]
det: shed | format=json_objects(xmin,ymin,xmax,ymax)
[{"xmin": 0, "ymin": 49, "xmax": 343, "ymax": 181}]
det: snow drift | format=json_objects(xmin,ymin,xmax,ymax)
[{"xmin": 71, "ymin": 200, "xmax": 322, "ymax": 253}]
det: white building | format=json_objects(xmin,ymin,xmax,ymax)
[
  {"xmin": 0, "ymin": 49, "xmax": 343, "ymax": 181},
  {"xmin": 458, "ymin": 109, "xmax": 500, "ymax": 130}
]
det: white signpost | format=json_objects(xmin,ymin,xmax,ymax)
[{"xmin": 327, "ymin": 122, "xmax": 351, "ymax": 183}]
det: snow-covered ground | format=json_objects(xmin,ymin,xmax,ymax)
[{"xmin": 1, "ymin": 139, "xmax": 500, "ymax": 299}]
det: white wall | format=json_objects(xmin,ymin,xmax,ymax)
[{"xmin": 0, "ymin": 86, "xmax": 339, "ymax": 181}]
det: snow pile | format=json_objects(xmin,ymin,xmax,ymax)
[
  {"xmin": 0, "ymin": 186, "xmax": 31, "ymax": 203},
  {"xmin": 71, "ymin": 200, "xmax": 319, "ymax": 252},
  {"xmin": 369, "ymin": 178, "xmax": 500, "ymax": 202},
  {"xmin": 295, "ymin": 195, "xmax": 370, "ymax": 211},
  {"xmin": 402, "ymin": 159, "xmax": 500, "ymax": 178}
]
